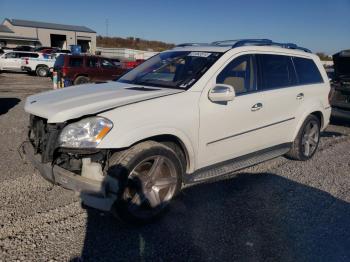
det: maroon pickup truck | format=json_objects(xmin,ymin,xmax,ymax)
[{"xmin": 53, "ymin": 54, "xmax": 127, "ymax": 85}]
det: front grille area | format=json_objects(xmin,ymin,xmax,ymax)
[{"xmin": 29, "ymin": 115, "xmax": 64, "ymax": 163}]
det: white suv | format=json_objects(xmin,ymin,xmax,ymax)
[
  {"xmin": 0, "ymin": 51, "xmax": 40, "ymax": 72},
  {"xmin": 22, "ymin": 39, "xmax": 331, "ymax": 223}
]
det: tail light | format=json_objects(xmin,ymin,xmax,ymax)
[{"xmin": 25, "ymin": 58, "xmax": 29, "ymax": 65}]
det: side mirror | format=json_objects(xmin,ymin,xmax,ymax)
[{"xmin": 208, "ymin": 84, "xmax": 235, "ymax": 102}]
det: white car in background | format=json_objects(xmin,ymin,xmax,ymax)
[
  {"xmin": 0, "ymin": 51, "xmax": 40, "ymax": 73},
  {"xmin": 21, "ymin": 53, "xmax": 55, "ymax": 77},
  {"xmin": 22, "ymin": 39, "xmax": 331, "ymax": 223}
]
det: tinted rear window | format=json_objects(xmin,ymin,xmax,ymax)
[
  {"xmin": 21, "ymin": 53, "xmax": 39, "ymax": 58},
  {"xmin": 293, "ymin": 57, "xmax": 323, "ymax": 85},
  {"xmin": 69, "ymin": 57, "xmax": 83, "ymax": 67},
  {"xmin": 258, "ymin": 54, "xmax": 297, "ymax": 90},
  {"xmin": 17, "ymin": 53, "xmax": 38, "ymax": 58}
]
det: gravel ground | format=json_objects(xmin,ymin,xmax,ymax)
[{"xmin": 0, "ymin": 72, "xmax": 349, "ymax": 261}]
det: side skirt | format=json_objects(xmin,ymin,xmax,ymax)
[{"xmin": 183, "ymin": 143, "xmax": 292, "ymax": 184}]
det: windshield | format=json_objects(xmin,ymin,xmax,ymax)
[{"xmin": 117, "ymin": 51, "xmax": 222, "ymax": 89}]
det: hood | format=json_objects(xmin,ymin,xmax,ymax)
[{"xmin": 25, "ymin": 81, "xmax": 183, "ymax": 123}]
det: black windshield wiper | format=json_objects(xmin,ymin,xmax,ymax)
[{"xmin": 134, "ymin": 78, "xmax": 173, "ymax": 87}]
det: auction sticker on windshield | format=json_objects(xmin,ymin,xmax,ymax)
[{"xmin": 188, "ymin": 52, "xmax": 212, "ymax": 57}]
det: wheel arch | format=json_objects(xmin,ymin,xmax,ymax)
[
  {"xmin": 310, "ymin": 111, "xmax": 324, "ymax": 128},
  {"xmin": 137, "ymin": 134, "xmax": 190, "ymax": 172},
  {"xmin": 100, "ymin": 129, "xmax": 196, "ymax": 173},
  {"xmin": 292, "ymin": 109, "xmax": 325, "ymax": 141},
  {"xmin": 74, "ymin": 74, "xmax": 89, "ymax": 80},
  {"xmin": 35, "ymin": 64, "xmax": 49, "ymax": 70}
]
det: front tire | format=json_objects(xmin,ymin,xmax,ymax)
[
  {"xmin": 286, "ymin": 115, "xmax": 320, "ymax": 161},
  {"xmin": 108, "ymin": 141, "xmax": 183, "ymax": 224}
]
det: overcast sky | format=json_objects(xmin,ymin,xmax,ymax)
[{"xmin": 1, "ymin": 0, "xmax": 349, "ymax": 54}]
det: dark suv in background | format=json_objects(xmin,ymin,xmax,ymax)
[
  {"xmin": 330, "ymin": 50, "xmax": 350, "ymax": 120},
  {"xmin": 53, "ymin": 55, "xmax": 127, "ymax": 85}
]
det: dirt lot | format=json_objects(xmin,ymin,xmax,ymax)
[{"xmin": 0, "ymin": 72, "xmax": 350, "ymax": 261}]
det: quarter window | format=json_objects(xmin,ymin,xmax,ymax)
[
  {"xmin": 257, "ymin": 54, "xmax": 297, "ymax": 90},
  {"xmin": 216, "ymin": 55, "xmax": 256, "ymax": 95},
  {"xmin": 293, "ymin": 57, "xmax": 323, "ymax": 85}
]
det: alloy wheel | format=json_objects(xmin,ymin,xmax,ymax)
[
  {"xmin": 123, "ymin": 155, "xmax": 178, "ymax": 218},
  {"xmin": 301, "ymin": 120, "xmax": 319, "ymax": 157},
  {"xmin": 38, "ymin": 68, "xmax": 47, "ymax": 77}
]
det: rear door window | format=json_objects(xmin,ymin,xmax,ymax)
[
  {"xmin": 293, "ymin": 57, "xmax": 323, "ymax": 85},
  {"xmin": 29, "ymin": 53, "xmax": 39, "ymax": 58},
  {"xmin": 86, "ymin": 57, "xmax": 99, "ymax": 68},
  {"xmin": 18, "ymin": 53, "xmax": 28, "ymax": 58},
  {"xmin": 69, "ymin": 57, "xmax": 83, "ymax": 67},
  {"xmin": 18, "ymin": 53, "xmax": 39, "ymax": 58},
  {"xmin": 257, "ymin": 54, "xmax": 297, "ymax": 90}
]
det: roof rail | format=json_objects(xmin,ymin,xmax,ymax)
[
  {"xmin": 176, "ymin": 43, "xmax": 208, "ymax": 47},
  {"xmin": 176, "ymin": 39, "xmax": 311, "ymax": 53},
  {"xmin": 278, "ymin": 43, "xmax": 311, "ymax": 53},
  {"xmin": 212, "ymin": 39, "xmax": 311, "ymax": 53}
]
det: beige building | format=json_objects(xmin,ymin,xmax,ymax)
[{"xmin": 0, "ymin": 18, "xmax": 96, "ymax": 53}]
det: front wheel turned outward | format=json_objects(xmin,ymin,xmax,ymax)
[
  {"xmin": 107, "ymin": 141, "xmax": 184, "ymax": 224},
  {"xmin": 286, "ymin": 115, "xmax": 321, "ymax": 161}
]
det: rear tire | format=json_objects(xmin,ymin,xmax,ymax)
[
  {"xmin": 285, "ymin": 115, "xmax": 320, "ymax": 161},
  {"xmin": 107, "ymin": 141, "xmax": 183, "ymax": 224},
  {"xmin": 36, "ymin": 66, "xmax": 49, "ymax": 77},
  {"xmin": 74, "ymin": 76, "xmax": 89, "ymax": 85}
]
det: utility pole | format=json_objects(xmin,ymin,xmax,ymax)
[{"xmin": 106, "ymin": 19, "xmax": 109, "ymax": 37}]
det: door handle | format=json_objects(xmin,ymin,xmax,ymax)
[
  {"xmin": 251, "ymin": 102, "xmax": 263, "ymax": 111},
  {"xmin": 296, "ymin": 93, "xmax": 304, "ymax": 100}
]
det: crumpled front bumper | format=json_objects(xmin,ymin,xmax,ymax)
[{"xmin": 21, "ymin": 142, "xmax": 117, "ymax": 211}]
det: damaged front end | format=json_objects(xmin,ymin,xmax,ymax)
[{"xmin": 21, "ymin": 115, "xmax": 119, "ymax": 211}]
